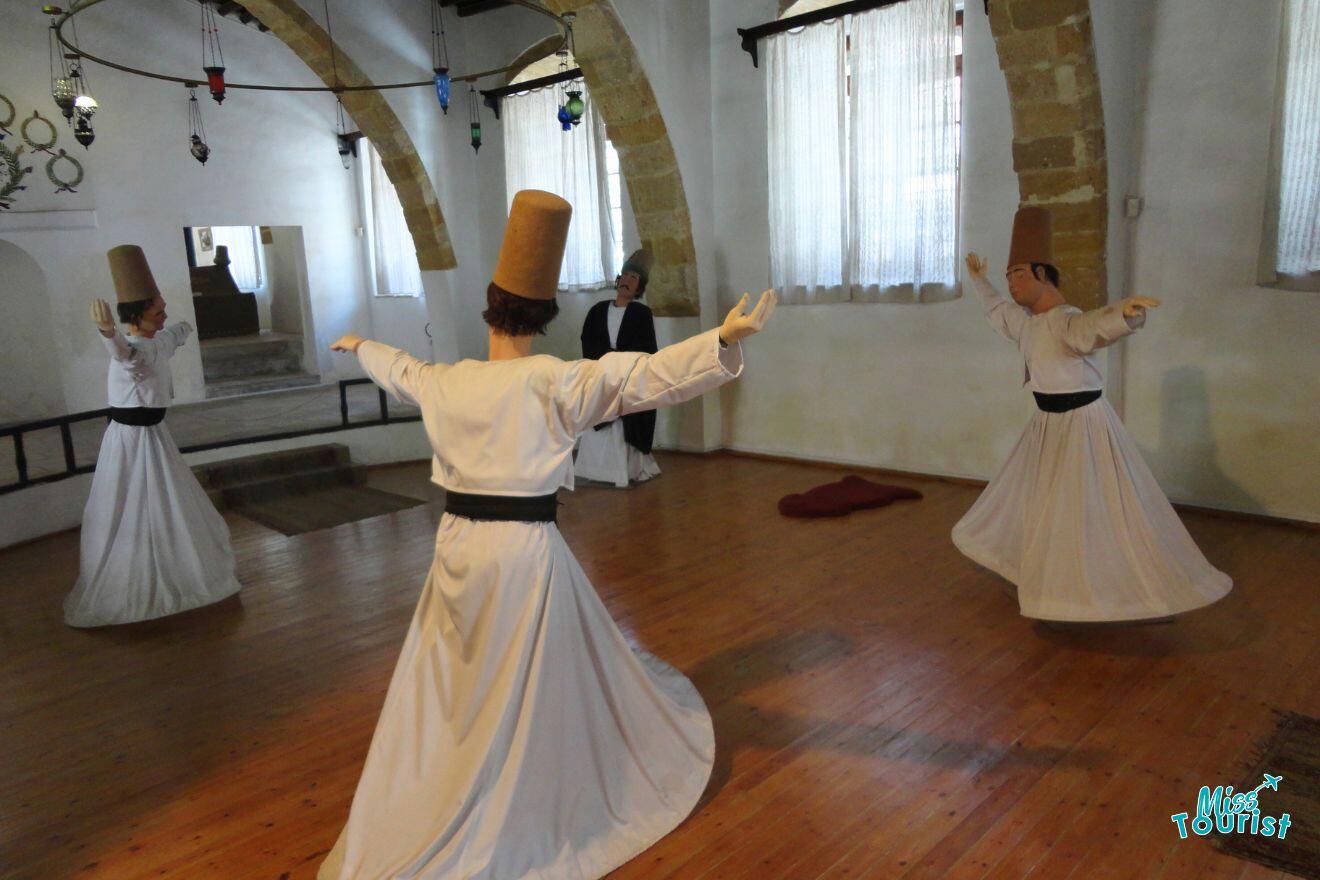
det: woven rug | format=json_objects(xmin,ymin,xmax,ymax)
[
  {"xmin": 1216, "ymin": 711, "xmax": 1320, "ymax": 879},
  {"xmin": 234, "ymin": 485, "xmax": 425, "ymax": 536}
]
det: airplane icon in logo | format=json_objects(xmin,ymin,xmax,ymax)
[{"xmin": 1247, "ymin": 773, "xmax": 1284, "ymax": 797}]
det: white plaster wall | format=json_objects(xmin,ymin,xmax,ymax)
[{"xmin": 1119, "ymin": 0, "xmax": 1319, "ymax": 521}]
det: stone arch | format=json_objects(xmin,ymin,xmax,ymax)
[
  {"xmin": 504, "ymin": 35, "xmax": 567, "ymax": 86},
  {"xmin": 988, "ymin": 0, "xmax": 1108, "ymax": 308},
  {"xmin": 539, "ymin": 0, "xmax": 699, "ymax": 317},
  {"xmin": 239, "ymin": 0, "xmax": 456, "ymax": 271}
]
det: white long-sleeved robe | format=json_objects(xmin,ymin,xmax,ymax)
[
  {"xmin": 574, "ymin": 302, "xmax": 662, "ymax": 487},
  {"xmin": 64, "ymin": 323, "xmax": 241, "ymax": 627},
  {"xmin": 318, "ymin": 328, "xmax": 743, "ymax": 880},
  {"xmin": 951, "ymin": 276, "xmax": 1232, "ymax": 621}
]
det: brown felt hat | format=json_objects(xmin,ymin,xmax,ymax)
[
  {"xmin": 492, "ymin": 190, "xmax": 573, "ymax": 301},
  {"xmin": 107, "ymin": 245, "xmax": 162, "ymax": 304},
  {"xmin": 1007, "ymin": 206, "xmax": 1054, "ymax": 267}
]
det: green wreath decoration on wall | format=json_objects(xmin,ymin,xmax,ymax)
[
  {"xmin": 21, "ymin": 110, "xmax": 58, "ymax": 152},
  {"xmin": 1, "ymin": 140, "xmax": 33, "ymax": 209},
  {"xmin": 0, "ymin": 92, "xmax": 16, "ymax": 134},
  {"xmin": 46, "ymin": 149, "xmax": 84, "ymax": 193}
]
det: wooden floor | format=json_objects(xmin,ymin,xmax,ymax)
[{"xmin": 2, "ymin": 453, "xmax": 1315, "ymax": 879}]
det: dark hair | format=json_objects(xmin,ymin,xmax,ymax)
[
  {"xmin": 617, "ymin": 272, "xmax": 647, "ymax": 299},
  {"xmin": 1031, "ymin": 263, "xmax": 1061, "ymax": 288},
  {"xmin": 482, "ymin": 282, "xmax": 559, "ymax": 336},
  {"xmin": 116, "ymin": 300, "xmax": 150, "ymax": 326}
]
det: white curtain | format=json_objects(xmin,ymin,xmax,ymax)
[
  {"xmin": 767, "ymin": 19, "xmax": 848, "ymax": 303},
  {"xmin": 504, "ymin": 82, "xmax": 614, "ymax": 291},
  {"xmin": 1277, "ymin": 0, "xmax": 1320, "ymax": 274},
  {"xmin": 766, "ymin": 0, "xmax": 959, "ymax": 303},
  {"xmin": 850, "ymin": 0, "xmax": 958, "ymax": 298},
  {"xmin": 366, "ymin": 142, "xmax": 424, "ymax": 296},
  {"xmin": 210, "ymin": 226, "xmax": 262, "ymax": 291}
]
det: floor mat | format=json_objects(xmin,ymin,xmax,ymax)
[
  {"xmin": 234, "ymin": 486, "xmax": 426, "ymax": 536},
  {"xmin": 1216, "ymin": 711, "xmax": 1319, "ymax": 879}
]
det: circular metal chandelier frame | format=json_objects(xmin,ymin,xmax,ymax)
[{"xmin": 52, "ymin": 0, "xmax": 570, "ymax": 92}]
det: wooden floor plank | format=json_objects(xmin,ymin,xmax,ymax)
[{"xmin": 0, "ymin": 452, "xmax": 1313, "ymax": 879}]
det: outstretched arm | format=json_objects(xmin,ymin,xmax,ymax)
[
  {"xmin": 91, "ymin": 298, "xmax": 134, "ymax": 362},
  {"xmin": 965, "ymin": 253, "xmax": 1029, "ymax": 343},
  {"xmin": 155, "ymin": 321, "xmax": 194, "ymax": 358},
  {"xmin": 1060, "ymin": 296, "xmax": 1158, "ymax": 355},
  {"xmin": 332, "ymin": 333, "xmax": 432, "ymax": 407},
  {"xmin": 556, "ymin": 289, "xmax": 776, "ymax": 435}
]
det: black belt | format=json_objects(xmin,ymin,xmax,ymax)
[
  {"xmin": 108, "ymin": 406, "xmax": 167, "ymax": 426},
  {"xmin": 1033, "ymin": 390, "xmax": 1102, "ymax": 413},
  {"xmin": 444, "ymin": 490, "xmax": 559, "ymax": 523}
]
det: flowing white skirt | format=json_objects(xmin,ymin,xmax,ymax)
[
  {"xmin": 318, "ymin": 513, "xmax": 714, "ymax": 880},
  {"xmin": 574, "ymin": 420, "xmax": 661, "ymax": 488},
  {"xmin": 952, "ymin": 398, "xmax": 1232, "ymax": 622},
  {"xmin": 64, "ymin": 421, "xmax": 241, "ymax": 627}
]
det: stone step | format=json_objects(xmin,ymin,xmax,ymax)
[
  {"xmin": 206, "ymin": 463, "xmax": 368, "ymax": 509},
  {"xmin": 204, "ymin": 373, "xmax": 322, "ymax": 399},
  {"xmin": 202, "ymin": 348, "xmax": 304, "ymax": 381},
  {"xmin": 195, "ymin": 443, "xmax": 351, "ymax": 491},
  {"xmin": 200, "ymin": 332, "xmax": 306, "ymax": 380}
]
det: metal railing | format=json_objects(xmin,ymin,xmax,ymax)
[{"xmin": 0, "ymin": 379, "xmax": 418, "ymax": 495}]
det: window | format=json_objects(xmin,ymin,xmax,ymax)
[
  {"xmin": 209, "ymin": 225, "xmax": 263, "ymax": 291},
  {"xmin": 768, "ymin": 0, "xmax": 962, "ymax": 304},
  {"xmin": 1270, "ymin": 0, "xmax": 1320, "ymax": 282},
  {"xmin": 604, "ymin": 142, "xmax": 625, "ymax": 280},
  {"xmin": 360, "ymin": 140, "xmax": 424, "ymax": 297},
  {"xmin": 503, "ymin": 53, "xmax": 620, "ymax": 290}
]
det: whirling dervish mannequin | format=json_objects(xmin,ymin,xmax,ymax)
[
  {"xmin": 575, "ymin": 248, "xmax": 661, "ymax": 486},
  {"xmin": 318, "ymin": 190, "xmax": 778, "ymax": 879},
  {"xmin": 64, "ymin": 245, "xmax": 241, "ymax": 627},
  {"xmin": 953, "ymin": 207, "xmax": 1231, "ymax": 623}
]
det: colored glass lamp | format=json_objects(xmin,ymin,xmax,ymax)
[
  {"xmin": 434, "ymin": 68, "xmax": 451, "ymax": 114},
  {"xmin": 204, "ymin": 66, "xmax": 227, "ymax": 104}
]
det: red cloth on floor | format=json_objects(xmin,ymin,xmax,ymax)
[{"xmin": 778, "ymin": 475, "xmax": 923, "ymax": 518}]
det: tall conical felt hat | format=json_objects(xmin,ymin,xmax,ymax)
[
  {"xmin": 492, "ymin": 190, "xmax": 573, "ymax": 301},
  {"xmin": 107, "ymin": 245, "xmax": 162, "ymax": 304},
  {"xmin": 620, "ymin": 248, "xmax": 654, "ymax": 285},
  {"xmin": 1007, "ymin": 206, "xmax": 1054, "ymax": 267}
]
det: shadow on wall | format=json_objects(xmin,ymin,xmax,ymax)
[
  {"xmin": 0, "ymin": 239, "xmax": 66, "ymax": 423},
  {"xmin": 1145, "ymin": 365, "xmax": 1262, "ymax": 516}
]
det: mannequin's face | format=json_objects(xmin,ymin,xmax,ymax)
[
  {"xmin": 1005, "ymin": 263, "xmax": 1052, "ymax": 307},
  {"xmin": 615, "ymin": 271, "xmax": 641, "ymax": 300},
  {"xmin": 131, "ymin": 295, "xmax": 167, "ymax": 334}
]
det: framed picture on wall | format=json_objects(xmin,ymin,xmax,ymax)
[{"xmin": 196, "ymin": 226, "xmax": 214, "ymax": 253}]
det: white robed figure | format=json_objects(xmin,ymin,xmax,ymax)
[
  {"xmin": 319, "ymin": 191, "xmax": 777, "ymax": 879},
  {"xmin": 65, "ymin": 245, "xmax": 241, "ymax": 628},
  {"xmin": 953, "ymin": 207, "xmax": 1231, "ymax": 622}
]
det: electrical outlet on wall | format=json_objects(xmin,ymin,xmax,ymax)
[{"xmin": 1124, "ymin": 196, "xmax": 1144, "ymax": 218}]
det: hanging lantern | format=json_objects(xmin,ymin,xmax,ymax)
[
  {"xmin": 565, "ymin": 90, "xmax": 585, "ymax": 126},
  {"xmin": 557, "ymin": 103, "xmax": 573, "ymax": 132},
  {"xmin": 52, "ymin": 76, "xmax": 75, "ymax": 120},
  {"xmin": 204, "ymin": 66, "xmax": 227, "ymax": 104},
  {"xmin": 201, "ymin": 1, "xmax": 228, "ymax": 104},
  {"xmin": 47, "ymin": 13, "xmax": 77, "ymax": 121},
  {"xmin": 431, "ymin": 1, "xmax": 451, "ymax": 115},
  {"xmin": 434, "ymin": 69, "xmax": 451, "ymax": 115},
  {"xmin": 187, "ymin": 86, "xmax": 210, "ymax": 164},
  {"xmin": 468, "ymin": 86, "xmax": 482, "ymax": 153},
  {"xmin": 73, "ymin": 95, "xmax": 97, "ymax": 147},
  {"xmin": 334, "ymin": 96, "xmax": 353, "ymax": 169}
]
